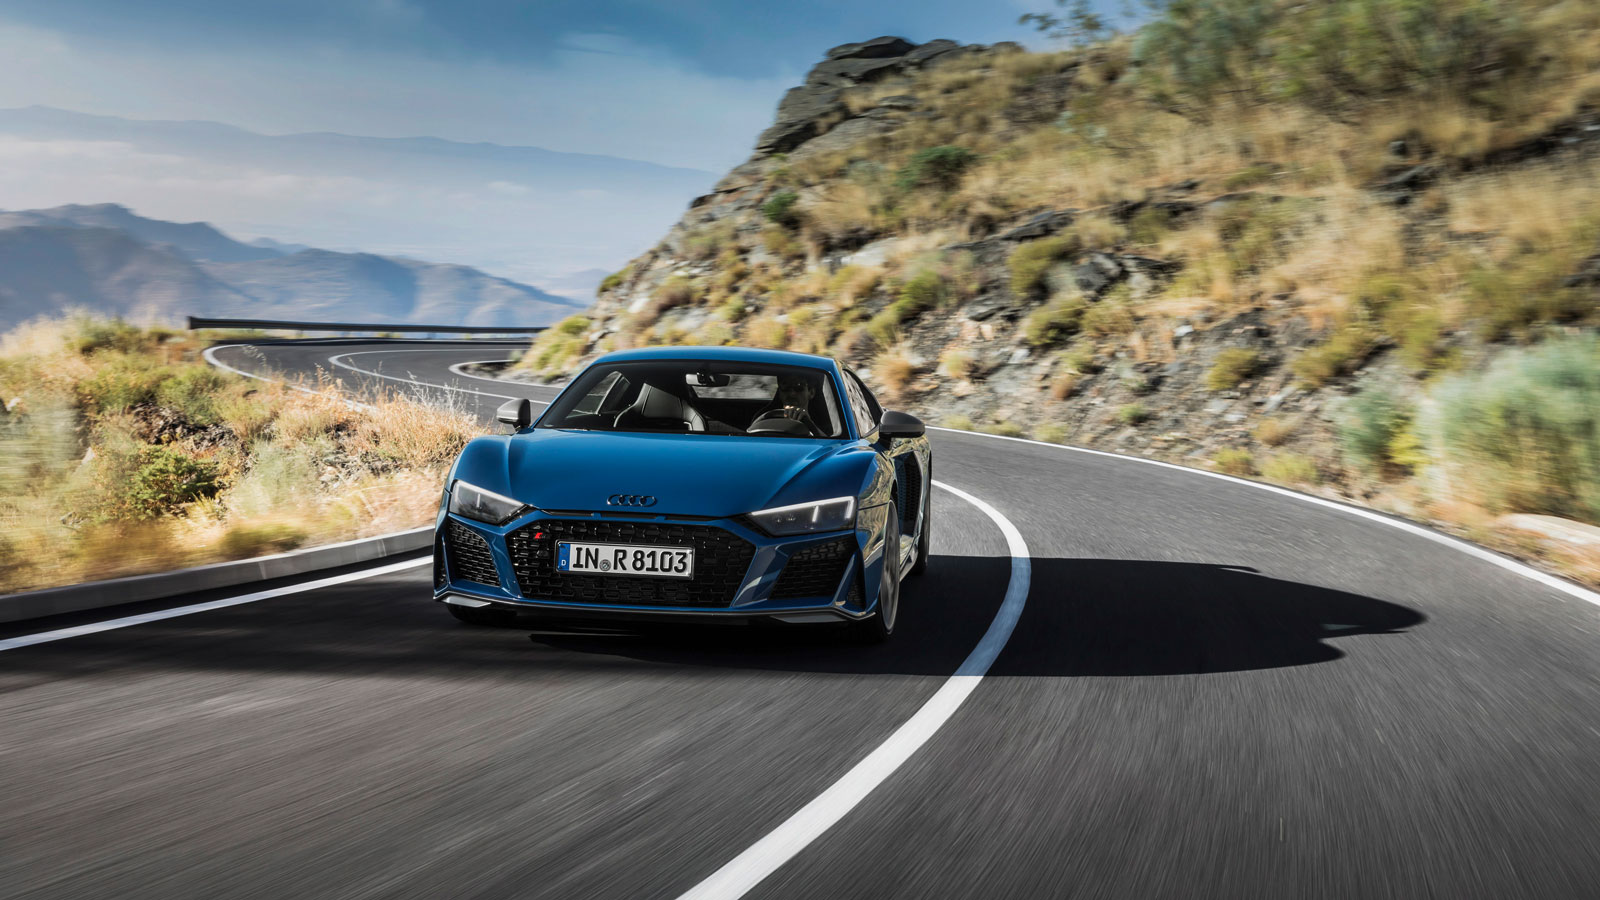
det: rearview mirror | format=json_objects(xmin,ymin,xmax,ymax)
[
  {"xmin": 879, "ymin": 410, "xmax": 924, "ymax": 439},
  {"xmin": 496, "ymin": 398, "xmax": 532, "ymax": 430},
  {"xmin": 689, "ymin": 372, "xmax": 732, "ymax": 387}
]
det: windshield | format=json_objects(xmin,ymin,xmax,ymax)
[{"xmin": 538, "ymin": 360, "xmax": 847, "ymax": 438}]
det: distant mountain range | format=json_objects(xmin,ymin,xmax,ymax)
[
  {"xmin": 0, "ymin": 203, "xmax": 587, "ymax": 332},
  {"xmin": 0, "ymin": 106, "xmax": 717, "ymax": 289}
]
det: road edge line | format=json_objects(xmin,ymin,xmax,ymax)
[
  {"xmin": 673, "ymin": 479, "xmax": 1030, "ymax": 900},
  {"xmin": 927, "ymin": 425, "xmax": 1600, "ymax": 608}
]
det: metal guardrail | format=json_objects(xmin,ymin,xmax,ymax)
[{"xmin": 187, "ymin": 316, "xmax": 547, "ymax": 335}]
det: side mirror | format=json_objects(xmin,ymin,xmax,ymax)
[
  {"xmin": 878, "ymin": 410, "xmax": 925, "ymax": 439},
  {"xmin": 496, "ymin": 398, "xmax": 532, "ymax": 430}
]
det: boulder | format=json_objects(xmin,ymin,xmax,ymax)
[
  {"xmin": 904, "ymin": 39, "xmax": 963, "ymax": 67},
  {"xmin": 1074, "ymin": 252, "xmax": 1125, "ymax": 295},
  {"xmin": 874, "ymin": 94, "xmax": 919, "ymax": 110},
  {"xmin": 997, "ymin": 209, "xmax": 1076, "ymax": 241},
  {"xmin": 756, "ymin": 85, "xmax": 847, "ymax": 153},
  {"xmin": 807, "ymin": 55, "xmax": 910, "ymax": 88},
  {"xmin": 825, "ymin": 36, "xmax": 916, "ymax": 60}
]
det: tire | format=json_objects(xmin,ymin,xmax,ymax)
[
  {"xmin": 909, "ymin": 461, "xmax": 931, "ymax": 576},
  {"xmin": 448, "ymin": 603, "xmax": 518, "ymax": 627},
  {"xmin": 850, "ymin": 500, "xmax": 900, "ymax": 644}
]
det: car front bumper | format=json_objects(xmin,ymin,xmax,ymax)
[{"xmin": 432, "ymin": 507, "xmax": 887, "ymax": 623}]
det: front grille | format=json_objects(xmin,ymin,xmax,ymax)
[
  {"xmin": 771, "ymin": 536, "xmax": 854, "ymax": 600},
  {"xmin": 444, "ymin": 520, "xmax": 499, "ymax": 587},
  {"xmin": 506, "ymin": 520, "xmax": 755, "ymax": 608}
]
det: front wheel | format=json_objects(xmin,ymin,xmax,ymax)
[{"xmin": 850, "ymin": 500, "xmax": 900, "ymax": 644}]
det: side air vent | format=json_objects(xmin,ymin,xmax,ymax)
[
  {"xmin": 443, "ymin": 520, "xmax": 500, "ymax": 587},
  {"xmin": 771, "ymin": 536, "xmax": 854, "ymax": 600}
]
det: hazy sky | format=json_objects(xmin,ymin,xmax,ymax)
[{"xmin": 0, "ymin": 0, "xmax": 1056, "ymax": 170}]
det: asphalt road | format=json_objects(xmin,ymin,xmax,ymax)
[{"xmin": 5, "ymin": 338, "xmax": 1600, "ymax": 899}]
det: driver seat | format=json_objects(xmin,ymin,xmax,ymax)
[{"xmin": 613, "ymin": 384, "xmax": 706, "ymax": 432}]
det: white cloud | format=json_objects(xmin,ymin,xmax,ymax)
[{"xmin": 0, "ymin": 19, "xmax": 794, "ymax": 171}]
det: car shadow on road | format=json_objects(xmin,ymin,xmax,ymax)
[{"xmin": 527, "ymin": 554, "xmax": 1426, "ymax": 677}]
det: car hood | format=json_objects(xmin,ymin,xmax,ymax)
[{"xmin": 453, "ymin": 429, "xmax": 877, "ymax": 520}]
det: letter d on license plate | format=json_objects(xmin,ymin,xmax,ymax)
[{"xmin": 557, "ymin": 542, "xmax": 694, "ymax": 579}]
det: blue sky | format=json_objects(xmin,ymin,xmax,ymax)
[{"xmin": 0, "ymin": 0, "xmax": 1073, "ymax": 170}]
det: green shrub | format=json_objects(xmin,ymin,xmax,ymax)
[
  {"xmin": 77, "ymin": 355, "xmax": 170, "ymax": 414},
  {"xmin": 1221, "ymin": 163, "xmax": 1278, "ymax": 191},
  {"xmin": 1429, "ymin": 336, "xmax": 1600, "ymax": 522},
  {"xmin": 71, "ymin": 318, "xmax": 151, "ymax": 356},
  {"xmin": 1023, "ymin": 295, "xmax": 1088, "ymax": 347},
  {"xmin": 761, "ymin": 191, "xmax": 802, "ymax": 229},
  {"xmin": 718, "ymin": 297, "xmax": 748, "ymax": 322},
  {"xmin": 895, "ymin": 146, "xmax": 980, "ymax": 191},
  {"xmin": 554, "ymin": 315, "xmax": 590, "ymax": 337},
  {"xmin": 981, "ymin": 420, "xmax": 1025, "ymax": 437},
  {"xmin": 121, "ymin": 446, "xmax": 221, "ymax": 520},
  {"xmin": 942, "ymin": 415, "xmax": 975, "ymax": 431},
  {"xmin": 1035, "ymin": 423, "xmax": 1069, "ymax": 444},
  {"xmin": 1340, "ymin": 388, "xmax": 1411, "ymax": 475},
  {"xmin": 1214, "ymin": 447, "xmax": 1256, "ymax": 476},
  {"xmin": 898, "ymin": 270, "xmax": 947, "ymax": 313},
  {"xmin": 651, "ymin": 276, "xmax": 699, "ymax": 313},
  {"xmin": 1291, "ymin": 327, "xmax": 1373, "ymax": 387},
  {"xmin": 1465, "ymin": 257, "xmax": 1589, "ymax": 342},
  {"xmin": 597, "ymin": 267, "xmax": 629, "ymax": 295},
  {"xmin": 1260, "ymin": 452, "xmax": 1320, "ymax": 486},
  {"xmin": 155, "ymin": 366, "xmax": 231, "ymax": 426},
  {"xmin": 220, "ymin": 521, "xmax": 308, "ymax": 557},
  {"xmin": 1117, "ymin": 403, "xmax": 1149, "ymax": 426},
  {"xmin": 1206, "ymin": 348, "xmax": 1261, "ymax": 391},
  {"xmin": 762, "ymin": 225, "xmax": 805, "ymax": 261},
  {"xmin": 1009, "ymin": 235, "xmax": 1081, "ymax": 298}
]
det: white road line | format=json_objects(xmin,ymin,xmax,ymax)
[
  {"xmin": 328, "ymin": 350, "xmax": 559, "ymax": 405},
  {"xmin": 927, "ymin": 425, "xmax": 1600, "ymax": 608},
  {"xmin": 0, "ymin": 558, "xmax": 430, "ymax": 653},
  {"xmin": 674, "ymin": 480, "xmax": 1030, "ymax": 900}
]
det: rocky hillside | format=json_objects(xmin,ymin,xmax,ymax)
[{"xmin": 522, "ymin": 4, "xmax": 1600, "ymax": 582}]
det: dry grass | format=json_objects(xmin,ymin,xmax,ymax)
[
  {"xmin": 872, "ymin": 348, "xmax": 916, "ymax": 400},
  {"xmin": 0, "ymin": 318, "xmax": 485, "ymax": 594}
]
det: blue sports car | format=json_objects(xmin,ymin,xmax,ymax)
[{"xmin": 432, "ymin": 346, "xmax": 932, "ymax": 642}]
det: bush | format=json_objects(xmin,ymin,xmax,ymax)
[
  {"xmin": 939, "ymin": 348, "xmax": 975, "ymax": 380},
  {"xmin": 1206, "ymin": 348, "xmax": 1261, "ymax": 391},
  {"xmin": 1035, "ymin": 423, "xmax": 1069, "ymax": 444},
  {"xmin": 554, "ymin": 315, "xmax": 590, "ymax": 337},
  {"xmin": 981, "ymin": 421, "xmax": 1025, "ymax": 437},
  {"xmin": 1429, "ymin": 336, "xmax": 1600, "ymax": 522},
  {"xmin": 745, "ymin": 317, "xmax": 789, "ymax": 350},
  {"xmin": 873, "ymin": 352, "xmax": 915, "ymax": 397},
  {"xmin": 121, "ymin": 446, "xmax": 221, "ymax": 520},
  {"xmin": 683, "ymin": 220, "xmax": 736, "ymax": 261},
  {"xmin": 1260, "ymin": 452, "xmax": 1320, "ymax": 486},
  {"xmin": 597, "ymin": 267, "xmax": 629, "ymax": 295},
  {"xmin": 898, "ymin": 270, "xmax": 947, "ymax": 313},
  {"xmin": 1023, "ymin": 295, "xmax": 1088, "ymax": 347},
  {"xmin": 650, "ymin": 276, "xmax": 699, "ymax": 316},
  {"xmin": 1214, "ymin": 447, "xmax": 1256, "ymax": 476},
  {"xmin": 762, "ymin": 225, "xmax": 805, "ymax": 261},
  {"xmin": 1081, "ymin": 299, "xmax": 1137, "ymax": 338},
  {"xmin": 943, "ymin": 415, "xmax": 975, "ymax": 431},
  {"xmin": 1253, "ymin": 416, "xmax": 1294, "ymax": 447},
  {"xmin": 1340, "ymin": 388, "xmax": 1410, "ymax": 475},
  {"xmin": 761, "ymin": 191, "xmax": 802, "ymax": 229},
  {"xmin": 220, "ymin": 521, "xmax": 308, "ymax": 557},
  {"xmin": 155, "ymin": 365, "xmax": 231, "ymax": 425},
  {"xmin": 1292, "ymin": 327, "xmax": 1373, "ymax": 387},
  {"xmin": 1117, "ymin": 403, "xmax": 1149, "ymax": 426},
  {"xmin": 895, "ymin": 146, "xmax": 980, "ymax": 191},
  {"xmin": 1009, "ymin": 235, "xmax": 1080, "ymax": 298}
]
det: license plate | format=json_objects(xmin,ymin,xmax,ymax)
[{"xmin": 557, "ymin": 542, "xmax": 694, "ymax": 579}]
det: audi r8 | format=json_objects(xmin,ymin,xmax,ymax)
[{"xmin": 432, "ymin": 347, "xmax": 932, "ymax": 642}]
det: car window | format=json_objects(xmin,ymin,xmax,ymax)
[
  {"xmin": 539, "ymin": 360, "xmax": 846, "ymax": 438},
  {"xmin": 570, "ymin": 370, "xmax": 623, "ymax": 416},
  {"xmin": 842, "ymin": 368, "xmax": 879, "ymax": 437}
]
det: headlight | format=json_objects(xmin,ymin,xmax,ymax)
[
  {"xmin": 749, "ymin": 496, "xmax": 856, "ymax": 536},
  {"xmin": 448, "ymin": 480, "xmax": 529, "ymax": 525}
]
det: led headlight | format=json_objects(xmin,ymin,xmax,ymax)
[
  {"xmin": 448, "ymin": 480, "xmax": 529, "ymax": 526},
  {"xmin": 749, "ymin": 496, "xmax": 856, "ymax": 536}
]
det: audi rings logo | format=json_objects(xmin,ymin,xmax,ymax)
[{"xmin": 607, "ymin": 493, "xmax": 657, "ymax": 507}]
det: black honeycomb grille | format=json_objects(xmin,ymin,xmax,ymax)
[
  {"xmin": 444, "ymin": 520, "xmax": 499, "ymax": 587},
  {"xmin": 900, "ymin": 456, "xmax": 922, "ymax": 533},
  {"xmin": 770, "ymin": 536, "xmax": 854, "ymax": 600},
  {"xmin": 506, "ymin": 520, "xmax": 754, "ymax": 608}
]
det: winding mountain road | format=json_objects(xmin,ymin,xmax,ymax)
[{"xmin": 5, "ymin": 338, "xmax": 1600, "ymax": 899}]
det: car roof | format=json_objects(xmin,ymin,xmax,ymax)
[{"xmin": 591, "ymin": 345, "xmax": 839, "ymax": 371}]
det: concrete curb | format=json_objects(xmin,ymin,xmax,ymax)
[{"xmin": 0, "ymin": 527, "xmax": 433, "ymax": 624}]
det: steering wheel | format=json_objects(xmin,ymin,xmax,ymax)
[{"xmin": 747, "ymin": 406, "xmax": 819, "ymax": 437}]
